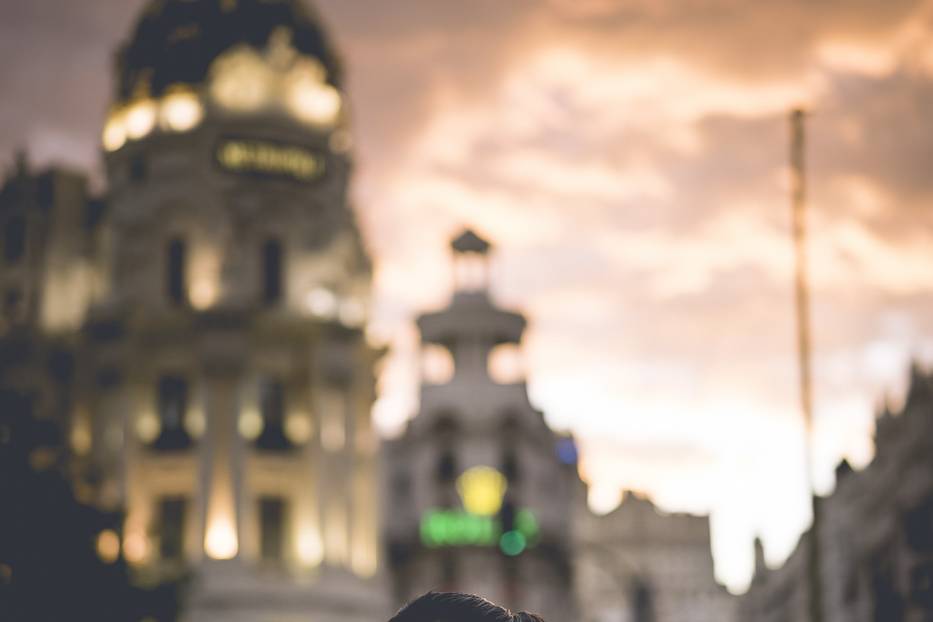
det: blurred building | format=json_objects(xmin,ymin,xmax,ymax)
[
  {"xmin": 576, "ymin": 491, "xmax": 736, "ymax": 622},
  {"xmin": 739, "ymin": 364, "xmax": 933, "ymax": 622},
  {"xmin": 383, "ymin": 230, "xmax": 584, "ymax": 620},
  {"xmin": 1, "ymin": 2, "xmax": 746, "ymax": 621},
  {"xmin": 0, "ymin": 1, "xmax": 385, "ymax": 621}
]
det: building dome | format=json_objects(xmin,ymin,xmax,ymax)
[{"xmin": 115, "ymin": 0, "xmax": 342, "ymax": 104}]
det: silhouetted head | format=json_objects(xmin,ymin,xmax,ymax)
[{"xmin": 390, "ymin": 592, "xmax": 546, "ymax": 622}]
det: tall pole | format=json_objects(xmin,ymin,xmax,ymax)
[{"xmin": 790, "ymin": 108, "xmax": 822, "ymax": 622}]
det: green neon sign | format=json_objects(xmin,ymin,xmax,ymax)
[
  {"xmin": 421, "ymin": 466, "xmax": 540, "ymax": 555},
  {"xmin": 420, "ymin": 508, "xmax": 540, "ymax": 554}
]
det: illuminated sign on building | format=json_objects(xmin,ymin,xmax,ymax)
[
  {"xmin": 215, "ymin": 138, "xmax": 326, "ymax": 182},
  {"xmin": 420, "ymin": 466, "xmax": 540, "ymax": 556},
  {"xmin": 457, "ymin": 466, "xmax": 507, "ymax": 516}
]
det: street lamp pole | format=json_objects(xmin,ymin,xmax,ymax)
[{"xmin": 790, "ymin": 108, "xmax": 823, "ymax": 622}]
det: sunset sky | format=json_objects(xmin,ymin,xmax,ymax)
[{"xmin": 3, "ymin": 0, "xmax": 933, "ymax": 591}]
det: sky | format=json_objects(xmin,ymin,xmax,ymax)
[{"xmin": 3, "ymin": 0, "xmax": 933, "ymax": 591}]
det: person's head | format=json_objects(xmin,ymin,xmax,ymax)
[{"xmin": 389, "ymin": 592, "xmax": 546, "ymax": 622}]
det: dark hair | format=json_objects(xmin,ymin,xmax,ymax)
[{"xmin": 390, "ymin": 592, "xmax": 546, "ymax": 622}]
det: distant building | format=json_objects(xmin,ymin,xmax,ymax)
[
  {"xmin": 0, "ymin": 2, "xmax": 385, "ymax": 621},
  {"xmin": 576, "ymin": 491, "xmax": 736, "ymax": 622},
  {"xmin": 383, "ymin": 230, "xmax": 584, "ymax": 620},
  {"xmin": 382, "ymin": 230, "xmax": 735, "ymax": 622},
  {"xmin": 739, "ymin": 364, "xmax": 933, "ymax": 622}
]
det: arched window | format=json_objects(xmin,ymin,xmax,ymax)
[
  {"xmin": 166, "ymin": 237, "xmax": 187, "ymax": 305},
  {"xmin": 632, "ymin": 577, "xmax": 656, "ymax": 622},
  {"xmin": 152, "ymin": 375, "xmax": 192, "ymax": 451},
  {"xmin": 501, "ymin": 416, "xmax": 521, "ymax": 483},
  {"xmin": 255, "ymin": 378, "xmax": 293, "ymax": 451},
  {"xmin": 3, "ymin": 214, "xmax": 25, "ymax": 263},
  {"xmin": 436, "ymin": 449, "xmax": 457, "ymax": 483},
  {"xmin": 259, "ymin": 496, "xmax": 287, "ymax": 562},
  {"xmin": 157, "ymin": 495, "xmax": 187, "ymax": 561},
  {"xmin": 261, "ymin": 238, "xmax": 283, "ymax": 305},
  {"xmin": 434, "ymin": 416, "xmax": 459, "ymax": 484}
]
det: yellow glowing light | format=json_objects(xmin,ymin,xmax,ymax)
[
  {"xmin": 285, "ymin": 413, "xmax": 313, "ymax": 444},
  {"xmin": 102, "ymin": 112, "xmax": 127, "ymax": 152},
  {"xmin": 205, "ymin": 518, "xmax": 238, "ymax": 560},
  {"xmin": 70, "ymin": 419, "xmax": 92, "ymax": 455},
  {"xmin": 124, "ymin": 532, "xmax": 149, "ymax": 565},
  {"xmin": 284, "ymin": 57, "xmax": 340, "ymax": 127},
  {"xmin": 96, "ymin": 529, "xmax": 120, "ymax": 563},
  {"xmin": 124, "ymin": 99, "xmax": 158, "ymax": 140},
  {"xmin": 216, "ymin": 139, "xmax": 325, "ymax": 182},
  {"xmin": 422, "ymin": 344, "xmax": 455, "ymax": 385},
  {"xmin": 136, "ymin": 412, "xmax": 161, "ymax": 444},
  {"xmin": 189, "ymin": 247, "xmax": 221, "ymax": 310},
  {"xmin": 160, "ymin": 91, "xmax": 204, "ymax": 132},
  {"xmin": 305, "ymin": 287, "xmax": 338, "ymax": 318},
  {"xmin": 238, "ymin": 408, "xmax": 263, "ymax": 440},
  {"xmin": 297, "ymin": 528, "xmax": 324, "ymax": 567},
  {"xmin": 185, "ymin": 407, "xmax": 206, "ymax": 439},
  {"xmin": 287, "ymin": 81, "xmax": 342, "ymax": 126},
  {"xmin": 210, "ymin": 47, "xmax": 272, "ymax": 112},
  {"xmin": 457, "ymin": 466, "xmax": 508, "ymax": 517},
  {"xmin": 190, "ymin": 278, "xmax": 218, "ymax": 311}
]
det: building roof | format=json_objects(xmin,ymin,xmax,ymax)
[
  {"xmin": 451, "ymin": 229, "xmax": 492, "ymax": 254},
  {"xmin": 115, "ymin": 0, "xmax": 341, "ymax": 103}
]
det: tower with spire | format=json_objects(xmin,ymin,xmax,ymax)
[{"xmin": 383, "ymin": 229, "xmax": 581, "ymax": 620}]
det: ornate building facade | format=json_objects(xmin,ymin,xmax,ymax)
[
  {"xmin": 383, "ymin": 230, "xmax": 584, "ymax": 621},
  {"xmin": 0, "ymin": 2, "xmax": 385, "ymax": 621},
  {"xmin": 739, "ymin": 364, "xmax": 933, "ymax": 622}
]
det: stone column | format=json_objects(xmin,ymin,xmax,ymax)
[{"xmin": 200, "ymin": 325, "xmax": 247, "ymax": 562}]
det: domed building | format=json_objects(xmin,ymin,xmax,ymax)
[{"xmin": 0, "ymin": 1, "xmax": 385, "ymax": 621}]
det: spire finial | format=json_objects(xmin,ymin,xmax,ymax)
[{"xmin": 451, "ymin": 228, "xmax": 492, "ymax": 293}]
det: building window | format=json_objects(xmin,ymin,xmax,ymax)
[
  {"xmin": 158, "ymin": 495, "xmax": 187, "ymax": 561},
  {"xmin": 631, "ymin": 577, "xmax": 656, "ymax": 622},
  {"xmin": 166, "ymin": 238, "xmax": 187, "ymax": 306},
  {"xmin": 4, "ymin": 288, "xmax": 22, "ymax": 319},
  {"xmin": 905, "ymin": 499, "xmax": 933, "ymax": 553},
  {"xmin": 502, "ymin": 450, "xmax": 520, "ymax": 484},
  {"xmin": 436, "ymin": 449, "xmax": 457, "ymax": 483},
  {"xmin": 501, "ymin": 417, "xmax": 521, "ymax": 483},
  {"xmin": 130, "ymin": 155, "xmax": 147, "ymax": 183},
  {"xmin": 255, "ymin": 378, "xmax": 292, "ymax": 451},
  {"xmin": 261, "ymin": 239, "xmax": 283, "ymax": 305},
  {"xmin": 3, "ymin": 215, "xmax": 25, "ymax": 264},
  {"xmin": 153, "ymin": 375, "xmax": 192, "ymax": 451},
  {"xmin": 871, "ymin": 550, "xmax": 904, "ymax": 622},
  {"xmin": 259, "ymin": 496, "xmax": 287, "ymax": 562},
  {"xmin": 910, "ymin": 561, "xmax": 933, "ymax": 608}
]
